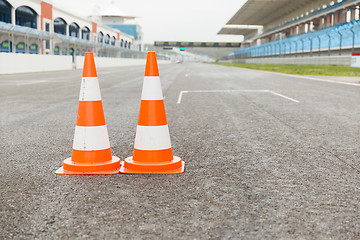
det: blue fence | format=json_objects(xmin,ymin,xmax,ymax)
[{"xmin": 230, "ymin": 20, "xmax": 360, "ymax": 58}]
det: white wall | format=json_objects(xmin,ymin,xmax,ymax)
[
  {"xmin": 243, "ymin": 56, "xmax": 354, "ymax": 66},
  {"xmin": 351, "ymin": 56, "xmax": 360, "ymax": 67},
  {"xmin": 0, "ymin": 53, "xmax": 171, "ymax": 74},
  {"xmin": 0, "ymin": 53, "xmax": 73, "ymax": 74},
  {"xmin": 75, "ymin": 56, "xmax": 171, "ymax": 69},
  {"xmin": 75, "ymin": 56, "xmax": 144, "ymax": 69}
]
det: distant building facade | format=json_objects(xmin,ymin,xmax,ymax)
[
  {"xmin": 0, "ymin": 0, "xmax": 142, "ymax": 58},
  {"xmin": 91, "ymin": 1, "xmax": 143, "ymax": 52}
]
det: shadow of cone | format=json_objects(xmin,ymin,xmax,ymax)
[
  {"xmin": 55, "ymin": 52, "xmax": 120, "ymax": 175},
  {"xmin": 120, "ymin": 52, "xmax": 185, "ymax": 174}
]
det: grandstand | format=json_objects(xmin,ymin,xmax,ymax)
[{"xmin": 219, "ymin": 0, "xmax": 360, "ymax": 62}]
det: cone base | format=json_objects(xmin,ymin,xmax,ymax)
[
  {"xmin": 120, "ymin": 156, "xmax": 184, "ymax": 174},
  {"xmin": 55, "ymin": 156, "xmax": 120, "ymax": 175}
]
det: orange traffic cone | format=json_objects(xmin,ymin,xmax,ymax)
[
  {"xmin": 120, "ymin": 52, "xmax": 185, "ymax": 174},
  {"xmin": 55, "ymin": 52, "xmax": 120, "ymax": 175}
]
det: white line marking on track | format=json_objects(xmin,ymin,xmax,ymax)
[
  {"xmin": 182, "ymin": 89, "xmax": 269, "ymax": 93},
  {"xmin": 269, "ymin": 91, "xmax": 300, "ymax": 103},
  {"xmin": 177, "ymin": 91, "xmax": 188, "ymax": 104},
  {"xmin": 176, "ymin": 89, "xmax": 299, "ymax": 104},
  {"xmin": 269, "ymin": 72, "xmax": 360, "ymax": 87}
]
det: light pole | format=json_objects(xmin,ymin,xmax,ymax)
[
  {"xmin": 350, "ymin": 28, "xmax": 355, "ymax": 54},
  {"xmin": 338, "ymin": 31, "xmax": 342, "ymax": 56},
  {"xmin": 301, "ymin": 39, "xmax": 305, "ymax": 57},
  {"xmin": 278, "ymin": 43, "xmax": 281, "ymax": 56},
  {"xmin": 326, "ymin": 33, "xmax": 331, "ymax": 56},
  {"xmin": 289, "ymin": 41, "xmax": 292, "ymax": 56}
]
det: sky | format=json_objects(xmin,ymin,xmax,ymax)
[{"xmin": 52, "ymin": 0, "xmax": 247, "ymax": 44}]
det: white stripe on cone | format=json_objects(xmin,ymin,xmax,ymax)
[
  {"xmin": 79, "ymin": 77, "xmax": 102, "ymax": 101},
  {"xmin": 73, "ymin": 125, "xmax": 110, "ymax": 150},
  {"xmin": 134, "ymin": 125, "xmax": 172, "ymax": 150},
  {"xmin": 141, "ymin": 76, "xmax": 164, "ymax": 100}
]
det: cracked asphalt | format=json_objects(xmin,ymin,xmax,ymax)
[{"xmin": 1, "ymin": 63, "xmax": 359, "ymax": 239}]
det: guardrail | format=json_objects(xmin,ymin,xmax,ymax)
[{"xmin": 230, "ymin": 20, "xmax": 360, "ymax": 58}]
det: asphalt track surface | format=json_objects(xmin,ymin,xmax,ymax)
[{"xmin": 1, "ymin": 63, "xmax": 359, "ymax": 239}]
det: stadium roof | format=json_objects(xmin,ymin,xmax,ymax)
[
  {"xmin": 218, "ymin": 28, "xmax": 258, "ymax": 36},
  {"xmin": 217, "ymin": 25, "xmax": 262, "ymax": 36},
  {"xmin": 226, "ymin": 0, "xmax": 328, "ymax": 25},
  {"xmin": 98, "ymin": 0, "xmax": 135, "ymax": 19}
]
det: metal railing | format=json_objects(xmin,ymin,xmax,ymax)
[{"xmin": 230, "ymin": 20, "xmax": 360, "ymax": 58}]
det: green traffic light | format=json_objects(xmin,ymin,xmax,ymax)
[{"xmin": 179, "ymin": 47, "xmax": 185, "ymax": 51}]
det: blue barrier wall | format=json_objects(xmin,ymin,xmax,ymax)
[{"xmin": 230, "ymin": 20, "xmax": 360, "ymax": 57}]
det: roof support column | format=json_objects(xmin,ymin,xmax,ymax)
[
  {"xmin": 312, "ymin": 18, "xmax": 320, "ymax": 31},
  {"xmin": 342, "ymin": 10, "xmax": 347, "ymax": 24},
  {"xmin": 290, "ymin": 27, "xmax": 296, "ymax": 36},
  {"xmin": 326, "ymin": 14, "xmax": 333, "ymax": 28},
  {"xmin": 335, "ymin": 12, "xmax": 340, "ymax": 25},
  {"xmin": 11, "ymin": 7, "xmax": 15, "ymax": 26},
  {"xmin": 335, "ymin": 10, "xmax": 346, "ymax": 24},
  {"xmin": 318, "ymin": 17, "xmax": 325, "ymax": 30},
  {"xmin": 350, "ymin": 8, "xmax": 356, "ymax": 21},
  {"xmin": 298, "ymin": 24, "xmax": 305, "ymax": 34},
  {"xmin": 324, "ymin": 15, "xmax": 329, "ymax": 28},
  {"xmin": 284, "ymin": 28, "xmax": 291, "ymax": 38}
]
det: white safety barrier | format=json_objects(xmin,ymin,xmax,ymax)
[
  {"xmin": 75, "ymin": 56, "xmax": 171, "ymax": 70},
  {"xmin": 0, "ymin": 53, "xmax": 73, "ymax": 74},
  {"xmin": 239, "ymin": 56, "xmax": 356, "ymax": 66},
  {"xmin": 0, "ymin": 54, "xmax": 171, "ymax": 75},
  {"xmin": 351, "ymin": 56, "xmax": 360, "ymax": 67},
  {"xmin": 75, "ymin": 56, "xmax": 145, "ymax": 69}
]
